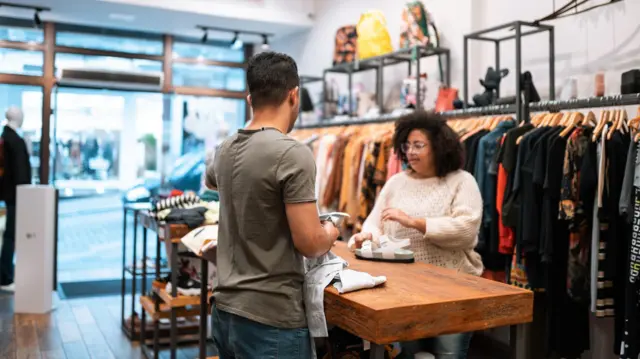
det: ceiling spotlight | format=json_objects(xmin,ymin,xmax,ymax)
[
  {"xmin": 201, "ymin": 30, "xmax": 208, "ymax": 43},
  {"xmin": 230, "ymin": 32, "xmax": 243, "ymax": 50},
  {"xmin": 261, "ymin": 34, "xmax": 269, "ymax": 50},
  {"xmin": 33, "ymin": 10, "xmax": 42, "ymax": 28}
]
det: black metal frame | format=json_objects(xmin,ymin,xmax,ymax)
[
  {"xmin": 463, "ymin": 21, "xmax": 555, "ymax": 123},
  {"xmin": 293, "ymin": 93, "xmax": 640, "ymax": 129},
  {"xmin": 323, "ymin": 45, "xmax": 450, "ymax": 117},
  {"xmin": 121, "ymin": 202, "xmax": 160, "ymax": 340},
  {"xmin": 138, "ymin": 219, "xmax": 211, "ymax": 359}
]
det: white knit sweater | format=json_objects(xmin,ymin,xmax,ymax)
[{"xmin": 359, "ymin": 170, "xmax": 484, "ymax": 276}]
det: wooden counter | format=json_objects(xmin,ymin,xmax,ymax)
[{"xmin": 325, "ymin": 242, "xmax": 533, "ymax": 350}]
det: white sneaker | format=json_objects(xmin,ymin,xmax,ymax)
[{"xmin": 0, "ymin": 283, "xmax": 15, "ymax": 292}]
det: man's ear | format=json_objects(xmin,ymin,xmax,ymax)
[
  {"xmin": 289, "ymin": 86, "xmax": 299, "ymax": 105},
  {"xmin": 246, "ymin": 94, "xmax": 252, "ymax": 107}
]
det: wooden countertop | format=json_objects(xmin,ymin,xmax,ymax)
[{"xmin": 324, "ymin": 242, "xmax": 533, "ymax": 344}]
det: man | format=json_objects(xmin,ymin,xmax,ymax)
[
  {"xmin": 208, "ymin": 52, "xmax": 339, "ymax": 358},
  {"xmin": 0, "ymin": 107, "xmax": 31, "ymax": 292}
]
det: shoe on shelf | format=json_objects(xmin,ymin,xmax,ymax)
[
  {"xmin": 0, "ymin": 283, "xmax": 15, "ymax": 292},
  {"xmin": 165, "ymin": 273, "xmax": 202, "ymax": 297}
]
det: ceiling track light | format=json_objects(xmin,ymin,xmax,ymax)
[
  {"xmin": 0, "ymin": 3, "xmax": 51, "ymax": 27},
  {"xmin": 33, "ymin": 10, "xmax": 41, "ymax": 28},
  {"xmin": 230, "ymin": 31, "xmax": 239, "ymax": 47},
  {"xmin": 195, "ymin": 26, "xmax": 272, "ymax": 49}
]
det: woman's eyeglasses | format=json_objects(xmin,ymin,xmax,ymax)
[{"xmin": 401, "ymin": 142, "xmax": 427, "ymax": 153}]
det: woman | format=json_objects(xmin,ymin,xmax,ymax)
[{"xmin": 349, "ymin": 111, "xmax": 483, "ymax": 359}]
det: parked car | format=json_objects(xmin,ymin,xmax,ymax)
[{"xmin": 123, "ymin": 151, "xmax": 205, "ymax": 203}]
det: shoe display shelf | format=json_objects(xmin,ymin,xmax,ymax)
[
  {"xmin": 463, "ymin": 20, "xmax": 556, "ymax": 124},
  {"xmin": 122, "ymin": 202, "xmax": 173, "ymax": 340},
  {"xmin": 138, "ymin": 210, "xmax": 212, "ymax": 359}
]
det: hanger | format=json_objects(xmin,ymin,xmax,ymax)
[
  {"xmin": 559, "ymin": 112, "xmax": 584, "ymax": 138},
  {"xmin": 606, "ymin": 109, "xmax": 621, "ymax": 140},
  {"xmin": 592, "ymin": 110, "xmax": 610, "ymax": 142},
  {"xmin": 549, "ymin": 113, "xmax": 564, "ymax": 127},
  {"xmin": 583, "ymin": 111, "xmax": 597, "ymax": 127},
  {"xmin": 618, "ymin": 109, "xmax": 629, "ymax": 133}
]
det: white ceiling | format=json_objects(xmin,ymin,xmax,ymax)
[{"xmin": 0, "ymin": 0, "xmax": 314, "ymax": 42}]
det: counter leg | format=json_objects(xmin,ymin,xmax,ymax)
[
  {"xmin": 370, "ymin": 343, "xmax": 385, "ymax": 359},
  {"xmin": 510, "ymin": 324, "xmax": 529, "ymax": 359}
]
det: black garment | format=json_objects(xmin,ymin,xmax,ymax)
[
  {"xmin": 519, "ymin": 127, "xmax": 558, "ymax": 289},
  {"xmin": 164, "ymin": 207, "xmax": 207, "ymax": 228},
  {"xmin": 539, "ymin": 133, "xmax": 590, "ymax": 358},
  {"xmin": 622, "ymin": 185, "xmax": 640, "ymax": 359},
  {"xmin": 0, "ymin": 125, "xmax": 31, "ymax": 205},
  {"xmin": 0, "ymin": 204, "xmax": 15, "ymax": 285},
  {"xmin": 463, "ymin": 130, "xmax": 489, "ymax": 174},
  {"xmin": 605, "ymin": 132, "xmax": 631, "ymax": 354},
  {"xmin": 501, "ymin": 124, "xmax": 535, "ymax": 227}
]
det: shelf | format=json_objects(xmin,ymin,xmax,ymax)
[
  {"xmin": 153, "ymin": 283, "xmax": 212, "ymax": 308},
  {"xmin": 140, "ymin": 296, "xmax": 203, "ymax": 321},
  {"xmin": 325, "ymin": 45, "xmax": 449, "ymax": 74},
  {"xmin": 122, "ymin": 317, "xmax": 199, "ymax": 340},
  {"xmin": 125, "ymin": 265, "xmax": 171, "ymax": 276}
]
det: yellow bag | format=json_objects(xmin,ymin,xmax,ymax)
[{"xmin": 356, "ymin": 10, "xmax": 393, "ymax": 60}]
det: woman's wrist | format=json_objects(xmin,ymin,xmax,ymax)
[{"xmin": 409, "ymin": 217, "xmax": 427, "ymax": 234}]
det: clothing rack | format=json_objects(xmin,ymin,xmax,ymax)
[{"xmin": 294, "ymin": 93, "xmax": 640, "ymax": 129}]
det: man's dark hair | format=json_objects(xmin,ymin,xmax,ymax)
[
  {"xmin": 246, "ymin": 52, "xmax": 299, "ymax": 109},
  {"xmin": 392, "ymin": 111, "xmax": 464, "ymax": 178}
]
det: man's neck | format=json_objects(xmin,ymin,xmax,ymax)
[{"xmin": 246, "ymin": 108, "xmax": 289, "ymax": 134}]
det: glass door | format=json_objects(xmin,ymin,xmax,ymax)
[{"xmin": 51, "ymin": 87, "xmax": 164, "ymax": 289}]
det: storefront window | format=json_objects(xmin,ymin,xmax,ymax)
[
  {"xmin": 163, "ymin": 95, "xmax": 245, "ymax": 192},
  {"xmin": 172, "ymin": 62, "xmax": 245, "ymax": 91},
  {"xmin": 56, "ymin": 31, "xmax": 163, "ymax": 55},
  {"xmin": 0, "ymin": 25, "xmax": 43, "ymax": 43},
  {"xmin": 0, "ymin": 48, "xmax": 43, "ymax": 76},
  {"xmin": 172, "ymin": 42, "xmax": 244, "ymax": 63},
  {"xmin": 0, "ymin": 84, "xmax": 43, "ymax": 184},
  {"xmin": 55, "ymin": 53, "xmax": 162, "ymax": 73}
]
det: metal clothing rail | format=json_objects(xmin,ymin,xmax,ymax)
[{"xmin": 294, "ymin": 93, "xmax": 640, "ymax": 129}]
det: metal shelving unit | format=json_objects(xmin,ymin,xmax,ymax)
[
  {"xmin": 463, "ymin": 21, "xmax": 555, "ymax": 123},
  {"xmin": 323, "ymin": 45, "xmax": 451, "ymax": 116}
]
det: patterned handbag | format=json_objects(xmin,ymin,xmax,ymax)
[
  {"xmin": 399, "ymin": 1, "xmax": 431, "ymax": 49},
  {"xmin": 333, "ymin": 25, "xmax": 358, "ymax": 65}
]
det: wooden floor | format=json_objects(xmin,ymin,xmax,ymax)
[
  {"xmin": 0, "ymin": 292, "xmax": 212, "ymax": 359},
  {"xmin": 0, "ymin": 291, "xmax": 505, "ymax": 359}
]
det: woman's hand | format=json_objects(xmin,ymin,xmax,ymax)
[{"xmin": 382, "ymin": 208, "xmax": 415, "ymax": 229}]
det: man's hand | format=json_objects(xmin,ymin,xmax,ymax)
[
  {"xmin": 322, "ymin": 221, "xmax": 340, "ymax": 246},
  {"xmin": 351, "ymin": 232, "xmax": 373, "ymax": 249},
  {"xmin": 382, "ymin": 208, "xmax": 414, "ymax": 229}
]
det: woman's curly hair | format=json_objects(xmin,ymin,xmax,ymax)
[{"xmin": 392, "ymin": 111, "xmax": 464, "ymax": 178}]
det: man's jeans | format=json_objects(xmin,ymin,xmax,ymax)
[{"xmin": 211, "ymin": 303, "xmax": 312, "ymax": 359}]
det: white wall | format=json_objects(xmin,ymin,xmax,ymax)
[
  {"xmin": 473, "ymin": 0, "xmax": 640, "ymax": 101},
  {"xmin": 273, "ymin": 0, "xmax": 640, "ymax": 109},
  {"xmin": 271, "ymin": 0, "xmax": 478, "ymax": 111}
]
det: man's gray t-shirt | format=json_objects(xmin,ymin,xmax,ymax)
[{"xmin": 210, "ymin": 127, "xmax": 316, "ymax": 328}]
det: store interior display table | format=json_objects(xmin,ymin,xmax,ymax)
[{"xmin": 326, "ymin": 242, "xmax": 534, "ymax": 359}]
